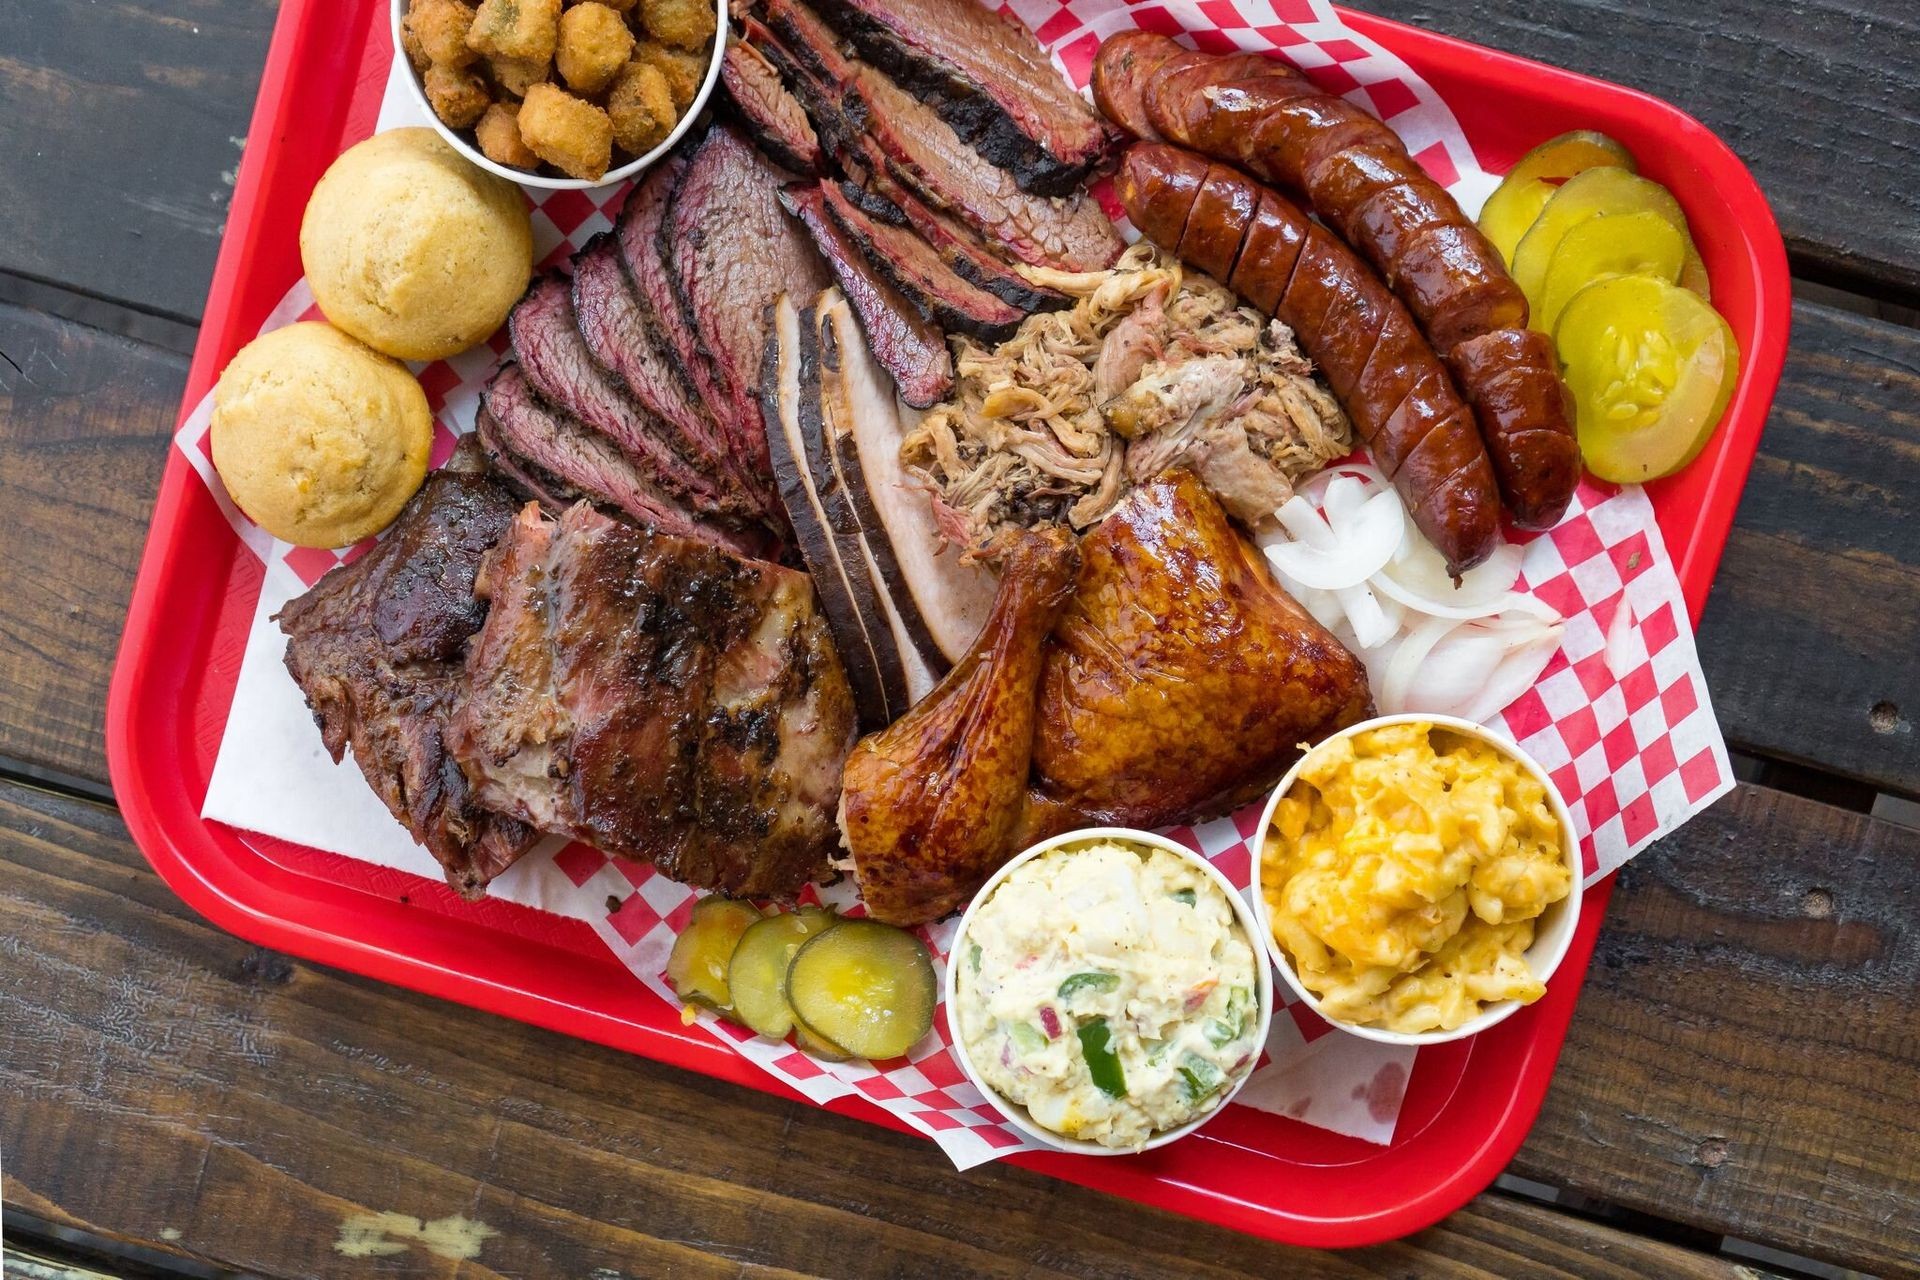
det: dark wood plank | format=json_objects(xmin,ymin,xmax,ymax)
[
  {"xmin": 0, "ymin": 301, "xmax": 181, "ymax": 790},
  {"xmin": 1365, "ymin": 0, "xmax": 1920, "ymax": 298},
  {"xmin": 0, "ymin": 779, "xmax": 1778, "ymax": 1280},
  {"xmin": 1513, "ymin": 782, "xmax": 1920, "ymax": 1275},
  {"xmin": 1697, "ymin": 301, "xmax": 1920, "ymax": 796},
  {"xmin": 0, "ymin": 0, "xmax": 277, "ymax": 322}
]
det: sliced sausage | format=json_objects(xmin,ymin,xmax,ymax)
[
  {"xmin": 1093, "ymin": 36, "xmax": 1580, "ymax": 530},
  {"xmin": 1178, "ymin": 167, "xmax": 1260, "ymax": 283},
  {"xmin": 1449, "ymin": 328, "xmax": 1581, "ymax": 528},
  {"xmin": 1115, "ymin": 144, "xmax": 1500, "ymax": 572}
]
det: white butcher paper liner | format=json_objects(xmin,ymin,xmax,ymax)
[{"xmin": 193, "ymin": 0, "xmax": 1735, "ymax": 1170}]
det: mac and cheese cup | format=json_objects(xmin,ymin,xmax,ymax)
[{"xmin": 1252, "ymin": 714, "xmax": 1582, "ymax": 1047}]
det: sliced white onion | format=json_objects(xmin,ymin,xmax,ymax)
[
  {"xmin": 1264, "ymin": 460, "xmax": 1570, "ymax": 728},
  {"xmin": 1461, "ymin": 630, "xmax": 1565, "ymax": 725},
  {"xmin": 1264, "ymin": 488, "xmax": 1401, "ymax": 590},
  {"xmin": 1383, "ymin": 533, "xmax": 1524, "ymax": 610},
  {"xmin": 1381, "ymin": 616, "xmax": 1458, "ymax": 714},
  {"xmin": 1605, "ymin": 595, "xmax": 1636, "ymax": 678}
]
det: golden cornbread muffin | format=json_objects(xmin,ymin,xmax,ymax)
[
  {"xmin": 300, "ymin": 128, "xmax": 532, "ymax": 360},
  {"xmin": 210, "ymin": 322, "xmax": 433, "ymax": 548}
]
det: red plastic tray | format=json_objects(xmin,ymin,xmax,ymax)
[{"xmin": 106, "ymin": 0, "xmax": 1789, "ymax": 1248}]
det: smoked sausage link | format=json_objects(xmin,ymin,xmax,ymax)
[
  {"xmin": 1116, "ymin": 144, "xmax": 1500, "ymax": 572},
  {"xmin": 1095, "ymin": 32, "xmax": 1580, "ymax": 529}
]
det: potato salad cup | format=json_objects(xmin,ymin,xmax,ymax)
[{"xmin": 947, "ymin": 828, "xmax": 1274, "ymax": 1155}]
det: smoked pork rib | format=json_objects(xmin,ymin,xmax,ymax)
[
  {"xmin": 449, "ymin": 501, "xmax": 857, "ymax": 898},
  {"xmin": 278, "ymin": 441, "xmax": 538, "ymax": 899}
]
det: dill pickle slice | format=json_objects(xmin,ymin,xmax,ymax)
[
  {"xmin": 1478, "ymin": 130, "xmax": 1636, "ymax": 266},
  {"xmin": 1554, "ymin": 274, "xmax": 1740, "ymax": 484},
  {"xmin": 664, "ymin": 898, "xmax": 762, "ymax": 1019},
  {"xmin": 1511, "ymin": 168, "xmax": 1694, "ymax": 317},
  {"xmin": 793, "ymin": 1022, "xmax": 854, "ymax": 1062},
  {"xmin": 784, "ymin": 920, "xmax": 936, "ymax": 1060},
  {"xmin": 728, "ymin": 910, "xmax": 842, "ymax": 1039},
  {"xmin": 1536, "ymin": 209, "xmax": 1686, "ymax": 336}
]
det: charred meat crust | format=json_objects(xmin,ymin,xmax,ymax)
[
  {"xmin": 779, "ymin": 183, "xmax": 955, "ymax": 408},
  {"xmin": 808, "ymin": 0, "xmax": 1115, "ymax": 196},
  {"xmin": 718, "ymin": 39, "xmax": 824, "ymax": 175},
  {"xmin": 818, "ymin": 181, "xmax": 1025, "ymax": 341},
  {"xmin": 276, "ymin": 449, "xmax": 538, "ymax": 899},
  {"xmin": 760, "ymin": 294, "xmax": 894, "ymax": 730}
]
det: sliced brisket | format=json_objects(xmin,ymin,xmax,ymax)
[
  {"xmin": 763, "ymin": 0, "xmax": 1121, "ymax": 272},
  {"xmin": 664, "ymin": 123, "xmax": 832, "ymax": 491},
  {"xmin": 448, "ymin": 501, "xmax": 857, "ymax": 898},
  {"xmin": 818, "ymin": 180, "xmax": 1025, "ymax": 341},
  {"xmin": 571, "ymin": 233, "xmax": 764, "ymax": 514},
  {"xmin": 509, "ymin": 273, "xmax": 745, "ymax": 517},
  {"xmin": 871, "ymin": 177, "xmax": 1070, "ymax": 314},
  {"xmin": 615, "ymin": 155, "xmax": 736, "ymax": 467},
  {"xmin": 810, "ymin": 0, "xmax": 1115, "ymax": 195},
  {"xmin": 479, "ymin": 363, "xmax": 769, "ymax": 556},
  {"xmin": 719, "ymin": 38, "xmax": 823, "ymax": 174},
  {"xmin": 277, "ymin": 441, "xmax": 538, "ymax": 899},
  {"xmin": 780, "ymin": 183, "xmax": 953, "ymax": 407}
]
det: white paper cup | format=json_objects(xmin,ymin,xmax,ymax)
[
  {"xmin": 945, "ymin": 826, "xmax": 1275, "ymax": 1155},
  {"xmin": 390, "ymin": 0, "xmax": 725, "ymax": 190},
  {"xmin": 1251, "ymin": 714, "xmax": 1583, "ymax": 1047}
]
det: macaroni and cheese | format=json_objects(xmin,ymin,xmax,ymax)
[{"xmin": 1262, "ymin": 722, "xmax": 1572, "ymax": 1033}]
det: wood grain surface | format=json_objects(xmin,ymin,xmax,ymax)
[
  {"xmin": 1513, "ymin": 783, "xmax": 1920, "ymax": 1275},
  {"xmin": 1365, "ymin": 0, "xmax": 1920, "ymax": 299},
  {"xmin": 0, "ymin": 777, "xmax": 1804, "ymax": 1280},
  {"xmin": 0, "ymin": 300, "xmax": 181, "ymax": 792},
  {"xmin": 0, "ymin": 0, "xmax": 278, "ymax": 324},
  {"xmin": 1698, "ymin": 301, "xmax": 1920, "ymax": 797}
]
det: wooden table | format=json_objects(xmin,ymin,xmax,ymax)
[{"xmin": 3, "ymin": 2, "xmax": 1916, "ymax": 1276}]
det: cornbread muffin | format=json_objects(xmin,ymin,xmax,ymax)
[
  {"xmin": 300, "ymin": 128, "xmax": 532, "ymax": 360},
  {"xmin": 210, "ymin": 323, "xmax": 433, "ymax": 548}
]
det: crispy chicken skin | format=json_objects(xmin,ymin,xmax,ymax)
[
  {"xmin": 839, "ymin": 527, "xmax": 1080, "ymax": 925},
  {"xmin": 1027, "ymin": 469, "xmax": 1374, "ymax": 832}
]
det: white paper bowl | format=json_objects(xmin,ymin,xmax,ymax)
[
  {"xmin": 390, "ymin": 0, "xmax": 725, "ymax": 190},
  {"xmin": 1251, "ymin": 713, "xmax": 1583, "ymax": 1047},
  {"xmin": 944, "ymin": 826, "xmax": 1274, "ymax": 1156}
]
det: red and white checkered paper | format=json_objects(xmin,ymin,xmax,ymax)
[{"xmin": 194, "ymin": 0, "xmax": 1733, "ymax": 1170}]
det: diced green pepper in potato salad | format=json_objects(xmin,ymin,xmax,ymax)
[{"xmin": 955, "ymin": 840, "xmax": 1262, "ymax": 1150}]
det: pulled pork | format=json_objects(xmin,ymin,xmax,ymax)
[{"xmin": 900, "ymin": 243, "xmax": 1350, "ymax": 554}]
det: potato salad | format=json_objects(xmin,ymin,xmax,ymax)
[{"xmin": 955, "ymin": 839, "xmax": 1261, "ymax": 1150}]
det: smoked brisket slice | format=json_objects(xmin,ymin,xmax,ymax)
[
  {"xmin": 277, "ymin": 440, "xmax": 537, "ymax": 899},
  {"xmin": 571, "ymin": 233, "xmax": 763, "ymax": 514},
  {"xmin": 447, "ymin": 501, "xmax": 857, "ymax": 898},
  {"xmin": 780, "ymin": 183, "xmax": 953, "ymax": 407},
  {"xmin": 719, "ymin": 38, "xmax": 823, "ymax": 174},
  {"xmin": 818, "ymin": 180, "xmax": 1025, "ymax": 341},
  {"xmin": 763, "ymin": 0, "xmax": 1121, "ymax": 273},
  {"xmin": 615, "ymin": 155, "xmax": 736, "ymax": 473},
  {"xmin": 509, "ymin": 273, "xmax": 744, "ymax": 516},
  {"xmin": 663, "ymin": 123, "xmax": 832, "ymax": 492},
  {"xmin": 479, "ymin": 363, "xmax": 769, "ymax": 557},
  {"xmin": 809, "ymin": 0, "xmax": 1115, "ymax": 195}
]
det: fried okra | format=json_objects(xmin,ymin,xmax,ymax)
[
  {"xmin": 474, "ymin": 101, "xmax": 541, "ymax": 169},
  {"xmin": 486, "ymin": 52, "xmax": 551, "ymax": 96},
  {"xmin": 518, "ymin": 82, "xmax": 613, "ymax": 179},
  {"xmin": 467, "ymin": 0, "xmax": 561, "ymax": 62},
  {"xmin": 637, "ymin": 0, "xmax": 716, "ymax": 51},
  {"xmin": 424, "ymin": 63, "xmax": 492, "ymax": 127},
  {"xmin": 556, "ymin": 3, "xmax": 635, "ymax": 95},
  {"xmin": 406, "ymin": 0, "xmax": 478, "ymax": 67},
  {"xmin": 629, "ymin": 40, "xmax": 704, "ymax": 108},
  {"xmin": 606, "ymin": 60, "xmax": 675, "ymax": 155}
]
